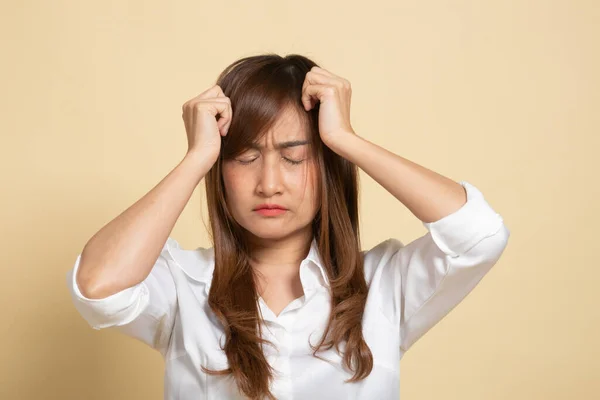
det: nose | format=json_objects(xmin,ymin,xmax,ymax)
[{"xmin": 255, "ymin": 155, "xmax": 283, "ymax": 197}]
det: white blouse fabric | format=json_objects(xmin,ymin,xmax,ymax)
[{"xmin": 66, "ymin": 180, "xmax": 510, "ymax": 400}]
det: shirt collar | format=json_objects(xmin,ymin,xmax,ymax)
[
  {"xmin": 302, "ymin": 236, "xmax": 329, "ymax": 290},
  {"xmin": 166, "ymin": 237, "xmax": 330, "ymax": 296}
]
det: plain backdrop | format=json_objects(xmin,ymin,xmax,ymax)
[{"xmin": 1, "ymin": 1, "xmax": 598, "ymax": 399}]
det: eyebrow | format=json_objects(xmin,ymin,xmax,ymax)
[{"xmin": 249, "ymin": 140, "xmax": 310, "ymax": 150}]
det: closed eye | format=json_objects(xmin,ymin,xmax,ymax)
[
  {"xmin": 284, "ymin": 157, "xmax": 303, "ymax": 165},
  {"xmin": 237, "ymin": 157, "xmax": 303, "ymax": 165}
]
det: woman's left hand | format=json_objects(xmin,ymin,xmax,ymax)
[{"xmin": 301, "ymin": 66, "xmax": 356, "ymax": 148}]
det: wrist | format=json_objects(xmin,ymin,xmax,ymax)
[{"xmin": 181, "ymin": 150, "xmax": 216, "ymax": 183}]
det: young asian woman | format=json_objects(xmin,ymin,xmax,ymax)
[{"xmin": 66, "ymin": 54, "xmax": 509, "ymax": 400}]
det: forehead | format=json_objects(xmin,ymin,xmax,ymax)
[{"xmin": 251, "ymin": 107, "xmax": 311, "ymax": 150}]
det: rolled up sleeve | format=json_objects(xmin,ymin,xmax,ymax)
[
  {"xmin": 66, "ymin": 238, "xmax": 179, "ymax": 356},
  {"xmin": 369, "ymin": 181, "xmax": 510, "ymax": 353},
  {"xmin": 422, "ymin": 181, "xmax": 508, "ymax": 258}
]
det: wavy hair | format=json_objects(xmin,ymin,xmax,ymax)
[{"xmin": 202, "ymin": 53, "xmax": 372, "ymax": 400}]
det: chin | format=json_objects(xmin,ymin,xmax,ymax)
[
  {"xmin": 237, "ymin": 213, "xmax": 312, "ymax": 240},
  {"xmin": 248, "ymin": 227, "xmax": 287, "ymax": 239}
]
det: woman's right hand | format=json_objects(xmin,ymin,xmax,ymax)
[{"xmin": 181, "ymin": 84, "xmax": 232, "ymax": 166}]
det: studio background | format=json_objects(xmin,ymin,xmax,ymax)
[{"xmin": 1, "ymin": 1, "xmax": 597, "ymax": 399}]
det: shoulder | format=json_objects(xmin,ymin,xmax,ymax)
[
  {"xmin": 162, "ymin": 237, "xmax": 215, "ymax": 284},
  {"xmin": 361, "ymin": 238, "xmax": 405, "ymax": 283}
]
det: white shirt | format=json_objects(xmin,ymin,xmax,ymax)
[{"xmin": 66, "ymin": 180, "xmax": 510, "ymax": 400}]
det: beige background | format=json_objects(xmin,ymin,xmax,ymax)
[{"xmin": 1, "ymin": 0, "xmax": 598, "ymax": 399}]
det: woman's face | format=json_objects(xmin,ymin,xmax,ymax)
[{"xmin": 222, "ymin": 107, "xmax": 320, "ymax": 242}]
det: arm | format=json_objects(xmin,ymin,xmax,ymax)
[
  {"xmin": 300, "ymin": 65, "xmax": 465, "ymax": 223},
  {"xmin": 77, "ymin": 151, "xmax": 213, "ymax": 299},
  {"xmin": 327, "ymin": 133, "xmax": 467, "ymax": 224},
  {"xmin": 67, "ymin": 238, "xmax": 181, "ymax": 355},
  {"xmin": 343, "ymin": 136, "xmax": 509, "ymax": 352},
  {"xmin": 300, "ymin": 67, "xmax": 508, "ymax": 353},
  {"xmin": 363, "ymin": 181, "xmax": 509, "ymax": 352}
]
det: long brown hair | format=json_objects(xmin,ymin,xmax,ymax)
[{"xmin": 203, "ymin": 54, "xmax": 373, "ymax": 399}]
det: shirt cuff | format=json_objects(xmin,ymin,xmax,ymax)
[
  {"xmin": 422, "ymin": 181, "xmax": 505, "ymax": 258},
  {"xmin": 66, "ymin": 253, "xmax": 150, "ymax": 330}
]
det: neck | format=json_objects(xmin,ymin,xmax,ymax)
[{"xmin": 245, "ymin": 228, "xmax": 313, "ymax": 275}]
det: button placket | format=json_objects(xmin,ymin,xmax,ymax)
[
  {"xmin": 270, "ymin": 337, "xmax": 292, "ymax": 398},
  {"xmin": 279, "ymin": 327, "xmax": 293, "ymax": 391}
]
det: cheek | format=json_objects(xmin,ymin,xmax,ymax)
[
  {"xmin": 222, "ymin": 168, "xmax": 245, "ymax": 202},
  {"xmin": 294, "ymin": 164, "xmax": 319, "ymax": 207}
]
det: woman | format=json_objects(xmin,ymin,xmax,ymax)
[{"xmin": 66, "ymin": 54, "xmax": 510, "ymax": 400}]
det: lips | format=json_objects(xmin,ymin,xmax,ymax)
[{"xmin": 254, "ymin": 204, "xmax": 287, "ymax": 210}]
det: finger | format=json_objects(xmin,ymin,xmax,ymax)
[
  {"xmin": 302, "ymin": 71, "xmax": 342, "ymax": 101},
  {"xmin": 195, "ymin": 98, "xmax": 230, "ymax": 136},
  {"xmin": 301, "ymin": 72, "xmax": 330, "ymax": 109},
  {"xmin": 212, "ymin": 98, "xmax": 232, "ymax": 136},
  {"xmin": 307, "ymin": 67, "xmax": 350, "ymax": 92},
  {"xmin": 302, "ymin": 84, "xmax": 333, "ymax": 110},
  {"xmin": 219, "ymin": 98, "xmax": 233, "ymax": 135},
  {"xmin": 302, "ymin": 70, "xmax": 330, "ymax": 92},
  {"xmin": 210, "ymin": 85, "xmax": 231, "ymax": 135},
  {"xmin": 213, "ymin": 84, "xmax": 227, "ymax": 99},
  {"xmin": 217, "ymin": 104, "xmax": 232, "ymax": 136},
  {"xmin": 197, "ymin": 84, "xmax": 224, "ymax": 100},
  {"xmin": 310, "ymin": 66, "xmax": 335, "ymax": 77},
  {"xmin": 223, "ymin": 102, "xmax": 233, "ymax": 134},
  {"xmin": 310, "ymin": 67, "xmax": 350, "ymax": 91}
]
